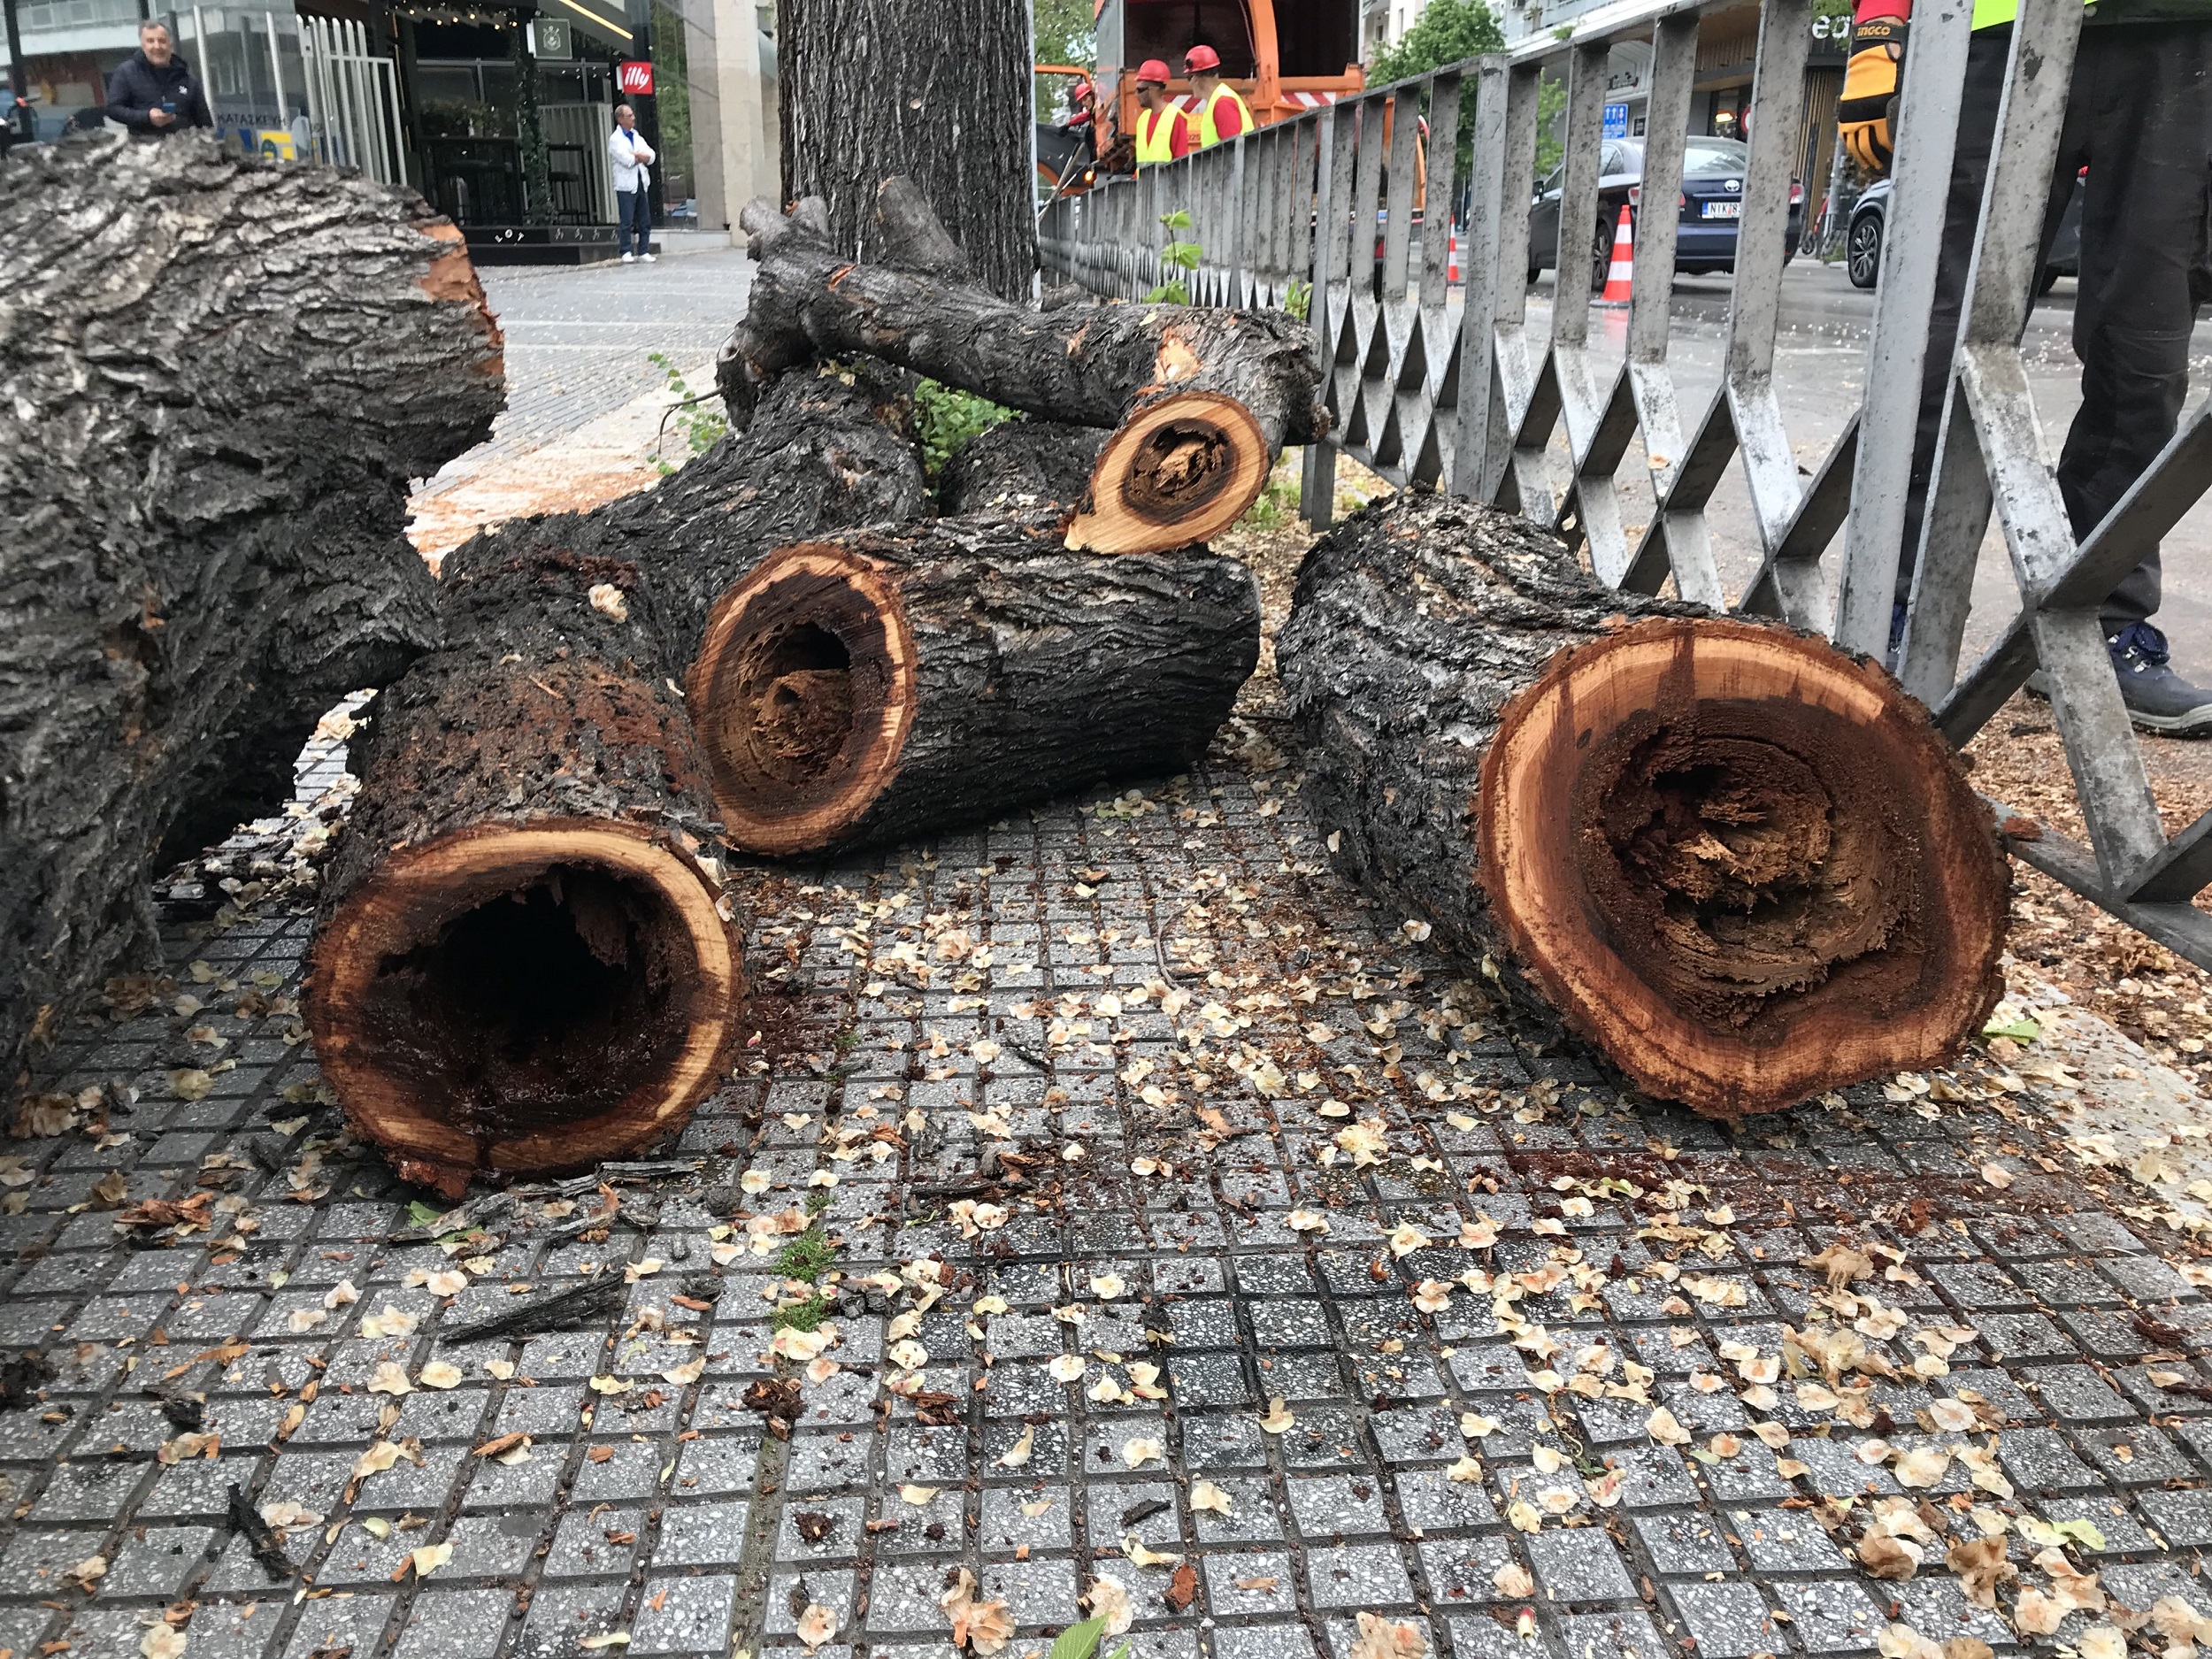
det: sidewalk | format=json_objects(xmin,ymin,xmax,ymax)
[{"xmin": 6, "ymin": 272, "xmax": 2212, "ymax": 1659}]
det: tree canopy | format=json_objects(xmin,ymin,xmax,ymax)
[{"xmin": 1369, "ymin": 0, "xmax": 1504, "ymax": 86}]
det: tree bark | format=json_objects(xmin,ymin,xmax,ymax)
[
  {"xmin": 1276, "ymin": 492, "xmax": 2009, "ymax": 1118},
  {"xmin": 780, "ymin": 0, "xmax": 1035, "ymax": 299},
  {"xmin": 938, "ymin": 419, "xmax": 1107, "ymax": 516},
  {"xmin": 685, "ymin": 514, "xmax": 1261, "ymax": 856},
  {"xmin": 718, "ymin": 191, "xmax": 1325, "ymax": 552},
  {"xmin": 449, "ymin": 365, "xmax": 929, "ymax": 676},
  {"xmin": 0, "ymin": 134, "xmax": 503, "ymax": 1081},
  {"xmin": 306, "ymin": 540, "xmax": 744, "ymax": 1200}
]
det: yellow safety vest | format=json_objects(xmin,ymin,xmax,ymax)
[
  {"xmin": 1195, "ymin": 83, "xmax": 1254, "ymax": 147},
  {"xmin": 1970, "ymin": 0, "xmax": 2093, "ymax": 28},
  {"xmin": 1135, "ymin": 104, "xmax": 1185, "ymax": 164}
]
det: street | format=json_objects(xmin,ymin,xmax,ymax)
[{"xmin": 1521, "ymin": 258, "xmax": 2212, "ymax": 684}]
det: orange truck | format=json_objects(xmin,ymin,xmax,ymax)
[{"xmin": 1093, "ymin": 0, "xmax": 1366, "ymax": 148}]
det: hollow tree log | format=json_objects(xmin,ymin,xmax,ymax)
[
  {"xmin": 1275, "ymin": 493, "xmax": 2009, "ymax": 1118},
  {"xmin": 306, "ymin": 541, "xmax": 745, "ymax": 1198},
  {"xmin": 686, "ymin": 515, "xmax": 1261, "ymax": 855},
  {"xmin": 717, "ymin": 186, "xmax": 1324, "ymax": 553},
  {"xmin": 937, "ymin": 419, "xmax": 1108, "ymax": 516},
  {"xmin": 0, "ymin": 133, "xmax": 503, "ymax": 1081},
  {"xmin": 443, "ymin": 365, "xmax": 929, "ymax": 675}
]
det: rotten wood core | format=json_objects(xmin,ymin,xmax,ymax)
[
  {"xmin": 688, "ymin": 517, "xmax": 1259, "ymax": 856},
  {"xmin": 311, "ymin": 823, "xmax": 739, "ymax": 1194},
  {"xmin": 1279, "ymin": 492, "xmax": 2008, "ymax": 1118},
  {"xmin": 308, "ymin": 544, "xmax": 745, "ymax": 1195},
  {"xmin": 1067, "ymin": 391, "xmax": 1269, "ymax": 554}
]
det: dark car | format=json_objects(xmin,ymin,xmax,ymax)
[
  {"xmin": 1527, "ymin": 135, "xmax": 1802, "ymax": 289},
  {"xmin": 1845, "ymin": 171, "xmax": 2083, "ymax": 291}
]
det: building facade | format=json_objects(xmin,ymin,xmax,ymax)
[{"xmin": 3, "ymin": 0, "xmax": 777, "ymax": 257}]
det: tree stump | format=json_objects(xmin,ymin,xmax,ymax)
[
  {"xmin": 938, "ymin": 419, "xmax": 1107, "ymax": 516},
  {"xmin": 718, "ymin": 189, "xmax": 1323, "ymax": 553},
  {"xmin": 1276, "ymin": 493, "xmax": 2009, "ymax": 1118},
  {"xmin": 0, "ymin": 134, "xmax": 503, "ymax": 1079},
  {"xmin": 686, "ymin": 515, "xmax": 1261, "ymax": 855},
  {"xmin": 305, "ymin": 541, "xmax": 744, "ymax": 1197}
]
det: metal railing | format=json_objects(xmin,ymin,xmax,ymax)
[{"xmin": 1039, "ymin": 0, "xmax": 2212, "ymax": 970}]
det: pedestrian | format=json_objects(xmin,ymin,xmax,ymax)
[
  {"xmin": 1133, "ymin": 59, "xmax": 1194, "ymax": 164},
  {"xmin": 1183, "ymin": 43, "xmax": 1253, "ymax": 148},
  {"xmin": 1844, "ymin": 0, "xmax": 2212, "ymax": 732},
  {"xmin": 608, "ymin": 104, "xmax": 657, "ymax": 264},
  {"xmin": 103, "ymin": 20, "xmax": 211, "ymax": 138}
]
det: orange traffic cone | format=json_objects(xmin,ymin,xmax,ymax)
[
  {"xmin": 1600, "ymin": 204, "xmax": 1634, "ymax": 304},
  {"xmin": 1448, "ymin": 223, "xmax": 1461, "ymax": 284}
]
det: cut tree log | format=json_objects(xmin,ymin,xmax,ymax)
[
  {"xmin": 0, "ymin": 133, "xmax": 503, "ymax": 1081},
  {"xmin": 937, "ymin": 419, "xmax": 1108, "ymax": 516},
  {"xmin": 717, "ymin": 184, "xmax": 1324, "ymax": 553},
  {"xmin": 305, "ymin": 540, "xmax": 744, "ymax": 1198},
  {"xmin": 686, "ymin": 514, "xmax": 1261, "ymax": 855},
  {"xmin": 439, "ymin": 364, "xmax": 929, "ymax": 673},
  {"xmin": 1276, "ymin": 493, "xmax": 2009, "ymax": 1118}
]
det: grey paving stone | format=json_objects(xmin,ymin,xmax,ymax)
[
  {"xmin": 1770, "ymin": 1579, "xmax": 1887, "ymax": 1652},
  {"xmin": 1526, "ymin": 1528, "xmax": 1637, "ymax": 1603},
  {"xmin": 1668, "ymin": 1581, "xmax": 1778, "ymax": 1658}
]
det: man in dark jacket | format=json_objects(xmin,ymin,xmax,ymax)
[{"xmin": 104, "ymin": 20, "xmax": 211, "ymax": 136}]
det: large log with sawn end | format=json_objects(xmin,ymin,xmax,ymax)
[
  {"xmin": 306, "ymin": 542, "xmax": 743, "ymax": 1198},
  {"xmin": 687, "ymin": 515, "xmax": 1261, "ymax": 855},
  {"xmin": 1276, "ymin": 493, "xmax": 2009, "ymax": 1118},
  {"xmin": 718, "ymin": 188, "xmax": 1323, "ymax": 553},
  {"xmin": 0, "ymin": 133, "xmax": 503, "ymax": 1081}
]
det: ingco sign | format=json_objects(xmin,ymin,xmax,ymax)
[{"xmin": 618, "ymin": 59, "xmax": 655, "ymax": 96}]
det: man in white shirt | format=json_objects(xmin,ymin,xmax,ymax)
[{"xmin": 608, "ymin": 104, "xmax": 657, "ymax": 263}]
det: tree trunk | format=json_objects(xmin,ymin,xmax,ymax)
[
  {"xmin": 720, "ymin": 193, "xmax": 1324, "ymax": 553},
  {"xmin": 1275, "ymin": 493, "xmax": 2009, "ymax": 1118},
  {"xmin": 456, "ymin": 364, "xmax": 929, "ymax": 675},
  {"xmin": 306, "ymin": 541, "xmax": 744, "ymax": 1200},
  {"xmin": 938, "ymin": 419, "xmax": 1107, "ymax": 515},
  {"xmin": 0, "ymin": 134, "xmax": 503, "ymax": 1081},
  {"xmin": 780, "ymin": 0, "xmax": 1035, "ymax": 299},
  {"xmin": 685, "ymin": 514, "xmax": 1261, "ymax": 856}
]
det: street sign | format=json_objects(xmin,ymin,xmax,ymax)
[
  {"xmin": 530, "ymin": 18, "xmax": 572, "ymax": 58},
  {"xmin": 618, "ymin": 59, "xmax": 655, "ymax": 96},
  {"xmin": 1601, "ymin": 102, "xmax": 1628, "ymax": 139}
]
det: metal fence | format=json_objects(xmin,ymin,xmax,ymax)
[{"xmin": 1039, "ymin": 0, "xmax": 2212, "ymax": 971}]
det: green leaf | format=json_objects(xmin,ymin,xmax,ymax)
[
  {"xmin": 1981, "ymin": 1016, "xmax": 2041, "ymax": 1042},
  {"xmin": 407, "ymin": 1199, "xmax": 445, "ymax": 1227},
  {"xmin": 1159, "ymin": 208, "xmax": 1193, "ymax": 230},
  {"xmin": 1050, "ymin": 1618, "xmax": 1108, "ymax": 1659},
  {"xmin": 2053, "ymin": 1517, "xmax": 2108, "ymax": 1550}
]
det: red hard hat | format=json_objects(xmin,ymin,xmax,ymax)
[
  {"xmin": 1135, "ymin": 58, "xmax": 1172, "ymax": 84},
  {"xmin": 1184, "ymin": 43, "xmax": 1220, "ymax": 73}
]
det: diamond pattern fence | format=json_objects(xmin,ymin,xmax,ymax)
[{"xmin": 1037, "ymin": 0, "xmax": 2212, "ymax": 969}]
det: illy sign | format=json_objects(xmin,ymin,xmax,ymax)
[{"xmin": 618, "ymin": 59, "xmax": 655, "ymax": 96}]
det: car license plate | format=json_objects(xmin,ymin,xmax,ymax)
[{"xmin": 1701, "ymin": 201, "xmax": 1741, "ymax": 219}]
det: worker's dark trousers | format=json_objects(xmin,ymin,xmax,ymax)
[{"xmin": 1896, "ymin": 21, "xmax": 2212, "ymax": 628}]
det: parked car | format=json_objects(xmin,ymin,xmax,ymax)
[
  {"xmin": 1527, "ymin": 135, "xmax": 1802, "ymax": 289},
  {"xmin": 1844, "ymin": 171, "xmax": 2083, "ymax": 291}
]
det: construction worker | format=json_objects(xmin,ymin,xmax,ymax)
[
  {"xmin": 1184, "ymin": 43, "xmax": 1253, "ymax": 147},
  {"xmin": 1133, "ymin": 58, "xmax": 1194, "ymax": 163},
  {"xmin": 1844, "ymin": 0, "xmax": 2212, "ymax": 732}
]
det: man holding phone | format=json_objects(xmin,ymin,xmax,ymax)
[{"xmin": 104, "ymin": 20, "xmax": 211, "ymax": 137}]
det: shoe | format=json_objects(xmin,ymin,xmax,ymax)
[
  {"xmin": 1887, "ymin": 599, "xmax": 1908, "ymax": 666},
  {"xmin": 620, "ymin": 251, "xmax": 635, "ymax": 263},
  {"xmin": 2108, "ymin": 621, "xmax": 2212, "ymax": 736},
  {"xmin": 641, "ymin": 252, "xmax": 657, "ymax": 264}
]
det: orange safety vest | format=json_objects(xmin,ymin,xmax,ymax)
[{"xmin": 1135, "ymin": 104, "xmax": 1187, "ymax": 164}]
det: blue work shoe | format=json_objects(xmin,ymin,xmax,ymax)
[
  {"xmin": 2108, "ymin": 622, "xmax": 2212, "ymax": 736},
  {"xmin": 2030, "ymin": 621, "xmax": 2212, "ymax": 736}
]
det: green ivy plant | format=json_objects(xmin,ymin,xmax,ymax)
[
  {"xmin": 648, "ymin": 351, "xmax": 731, "ymax": 473},
  {"xmin": 912, "ymin": 379, "xmax": 1016, "ymax": 480},
  {"xmin": 1145, "ymin": 209, "xmax": 1203, "ymax": 304}
]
